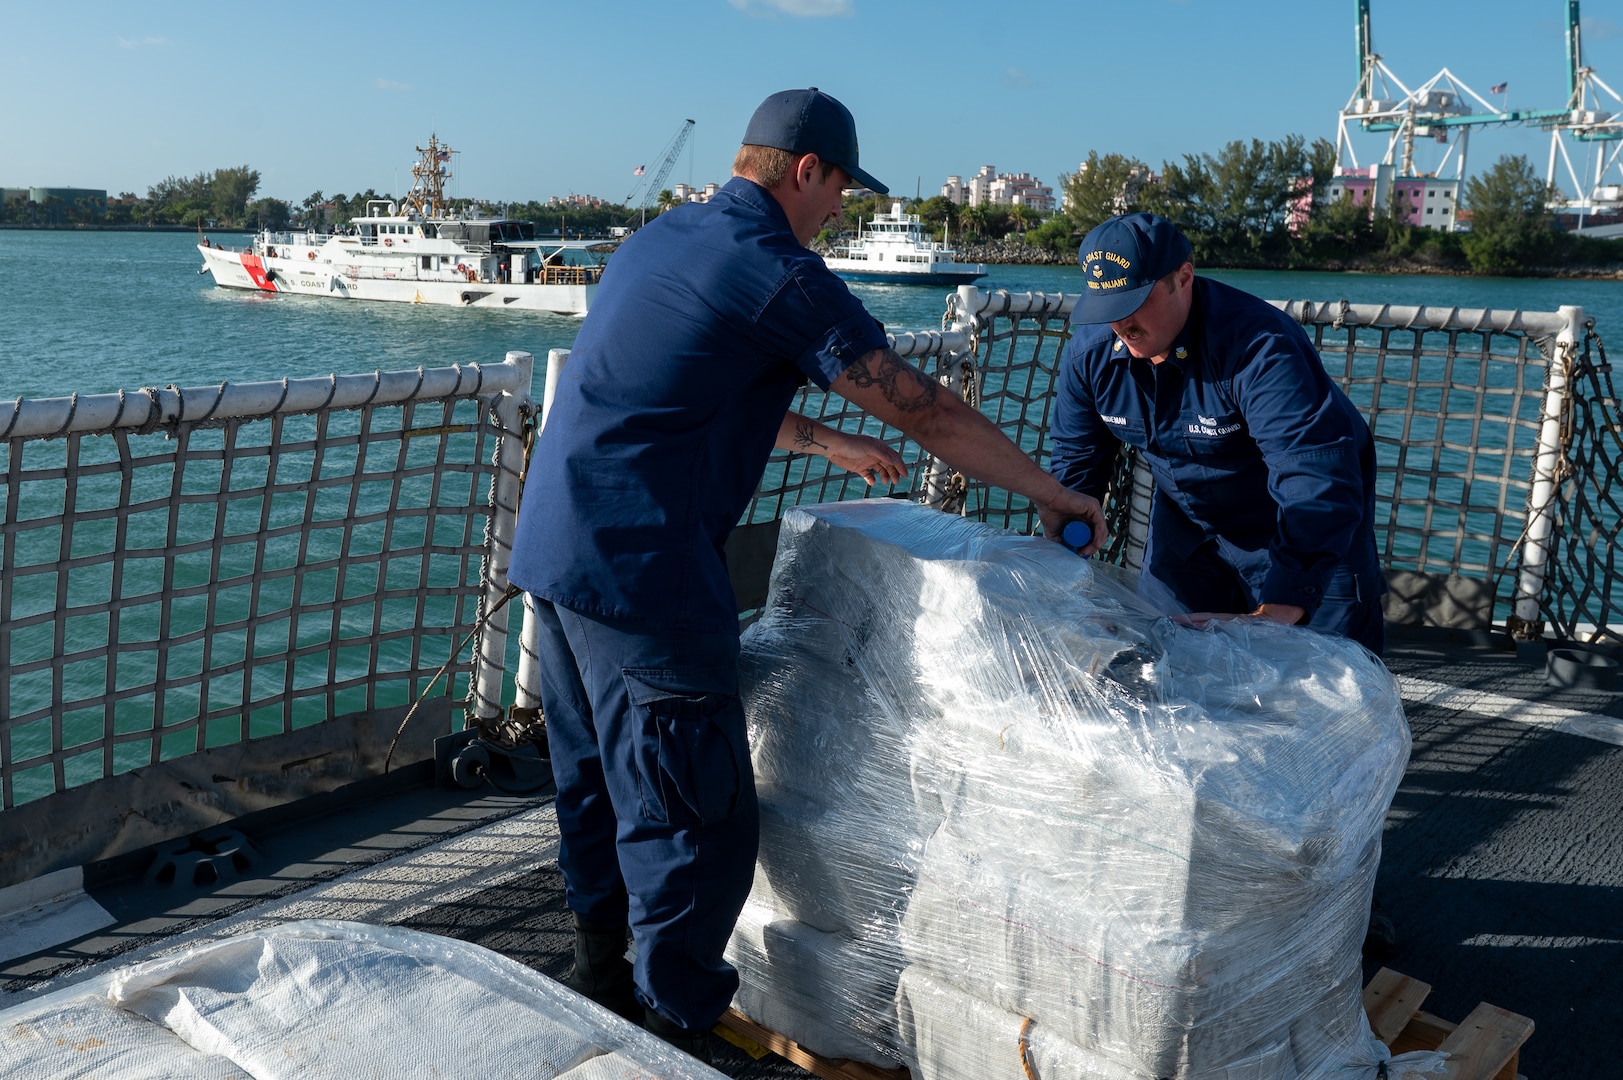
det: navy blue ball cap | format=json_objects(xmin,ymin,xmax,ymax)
[
  {"xmin": 742, "ymin": 87, "xmax": 889, "ymax": 195},
  {"xmin": 1070, "ymin": 213, "xmax": 1193, "ymax": 325}
]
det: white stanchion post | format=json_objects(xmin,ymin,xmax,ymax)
[
  {"xmin": 1513, "ymin": 306, "xmax": 1583, "ymax": 638},
  {"xmin": 510, "ymin": 347, "xmax": 572, "ymax": 714},
  {"xmin": 541, "ymin": 348, "xmax": 569, "ymax": 429},
  {"xmin": 918, "ymin": 286, "xmax": 984, "ymax": 511},
  {"xmin": 514, "ymin": 594, "xmax": 542, "ymax": 711},
  {"xmin": 470, "ymin": 351, "xmax": 533, "ymax": 722}
]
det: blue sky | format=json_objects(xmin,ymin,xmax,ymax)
[{"xmin": 4, "ymin": 0, "xmax": 1620, "ymax": 207}]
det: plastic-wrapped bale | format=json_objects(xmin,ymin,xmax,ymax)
[
  {"xmin": 731, "ymin": 551, "xmax": 935, "ymax": 1065},
  {"xmin": 887, "ymin": 521, "xmax": 1406, "ymax": 1077},
  {"xmin": 0, "ymin": 920, "xmax": 728, "ymax": 1079},
  {"xmin": 737, "ymin": 501, "xmax": 1408, "ymax": 1080},
  {"xmin": 896, "ymin": 963, "xmax": 1295, "ymax": 1080},
  {"xmin": 740, "ymin": 637, "xmax": 931, "ymax": 934},
  {"xmin": 725, "ymin": 899, "xmax": 906, "ymax": 1066}
]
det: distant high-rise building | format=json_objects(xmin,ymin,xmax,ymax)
[
  {"xmin": 672, "ymin": 182, "xmax": 722, "ymax": 204},
  {"xmin": 941, "ymin": 166, "xmax": 1055, "ymax": 212}
]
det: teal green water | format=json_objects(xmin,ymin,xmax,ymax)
[
  {"xmin": 3, "ymin": 230, "xmax": 1620, "ymax": 400},
  {"xmin": 0, "ymin": 231, "xmax": 589, "ymax": 401},
  {"xmin": 2, "ymin": 229, "xmax": 1619, "ymax": 801}
]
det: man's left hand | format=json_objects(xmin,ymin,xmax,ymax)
[
  {"xmin": 1176, "ymin": 603, "xmax": 1308, "ymax": 628},
  {"xmin": 825, "ymin": 432, "xmax": 907, "ymax": 486},
  {"xmin": 1251, "ymin": 602, "xmax": 1308, "ymax": 626}
]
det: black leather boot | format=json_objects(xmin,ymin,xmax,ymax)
[
  {"xmin": 642, "ymin": 1006, "xmax": 713, "ymax": 1064},
  {"xmin": 563, "ymin": 916, "xmax": 640, "ymax": 1021}
]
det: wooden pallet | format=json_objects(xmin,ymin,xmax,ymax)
[
  {"xmin": 718, "ymin": 1009, "xmax": 906, "ymax": 1080},
  {"xmin": 1362, "ymin": 967, "xmax": 1535, "ymax": 1080},
  {"xmin": 721, "ymin": 968, "xmax": 1536, "ymax": 1080}
]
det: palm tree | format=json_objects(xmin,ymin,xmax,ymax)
[
  {"xmin": 1010, "ymin": 203, "xmax": 1031, "ymax": 237},
  {"xmin": 301, "ymin": 190, "xmax": 325, "ymax": 228},
  {"xmin": 962, "ymin": 202, "xmax": 989, "ymax": 240}
]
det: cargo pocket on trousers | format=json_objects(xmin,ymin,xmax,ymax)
[{"xmin": 623, "ymin": 669, "xmax": 748, "ymax": 828}]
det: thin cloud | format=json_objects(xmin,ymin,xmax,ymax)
[
  {"xmin": 375, "ymin": 78, "xmax": 413, "ymax": 92},
  {"xmin": 729, "ymin": 0, "xmax": 854, "ymax": 17},
  {"xmin": 117, "ymin": 36, "xmax": 171, "ymax": 48},
  {"xmin": 1003, "ymin": 67, "xmax": 1032, "ymax": 89},
  {"xmin": 1583, "ymin": 16, "xmax": 1621, "ymax": 39}
]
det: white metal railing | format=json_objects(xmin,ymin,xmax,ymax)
[
  {"xmin": 938, "ymin": 288, "xmax": 1586, "ymax": 638},
  {"xmin": 3, "ymin": 291, "xmax": 1605, "ymax": 815},
  {"xmin": 0, "ymin": 354, "xmax": 532, "ymax": 809},
  {"xmin": 737, "ymin": 288, "xmax": 1594, "ymax": 641}
]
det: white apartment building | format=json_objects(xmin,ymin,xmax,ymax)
[
  {"xmin": 672, "ymin": 182, "xmax": 722, "ymax": 204},
  {"xmin": 941, "ymin": 165, "xmax": 1056, "ymax": 213}
]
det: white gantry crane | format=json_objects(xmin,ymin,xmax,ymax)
[
  {"xmin": 1338, "ymin": 0, "xmax": 1623, "ymax": 219},
  {"xmin": 1543, "ymin": 0, "xmax": 1623, "ymax": 214},
  {"xmin": 1336, "ymin": 0, "xmax": 1573, "ymax": 186}
]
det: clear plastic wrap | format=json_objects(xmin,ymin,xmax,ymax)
[
  {"xmin": 0, "ymin": 920, "xmax": 727, "ymax": 1079},
  {"xmin": 732, "ymin": 501, "xmax": 1412, "ymax": 1079}
]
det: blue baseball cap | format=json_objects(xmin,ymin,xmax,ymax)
[
  {"xmin": 1070, "ymin": 213, "xmax": 1193, "ymax": 325},
  {"xmin": 742, "ymin": 87, "xmax": 889, "ymax": 195}
]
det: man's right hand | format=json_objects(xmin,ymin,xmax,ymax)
[
  {"xmin": 1033, "ymin": 487, "xmax": 1107, "ymax": 556},
  {"xmin": 832, "ymin": 346, "xmax": 1109, "ymax": 556}
]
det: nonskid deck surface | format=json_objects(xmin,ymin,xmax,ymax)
[
  {"xmin": 1370, "ymin": 631, "xmax": 1623, "ymax": 1080},
  {"xmin": 1, "ymin": 633, "xmax": 1617, "ymax": 1079},
  {"xmin": 0, "ymin": 775, "xmax": 805, "ymax": 1077}
]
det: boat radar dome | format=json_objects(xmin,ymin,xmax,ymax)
[{"xmin": 387, "ymin": 202, "xmax": 398, "ymax": 216}]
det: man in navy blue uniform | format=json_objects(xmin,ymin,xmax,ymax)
[
  {"xmin": 1049, "ymin": 213, "xmax": 1385, "ymax": 654},
  {"xmin": 509, "ymin": 88, "xmax": 1106, "ymax": 1059}
]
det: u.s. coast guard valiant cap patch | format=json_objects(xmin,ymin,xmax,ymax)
[{"xmin": 1070, "ymin": 213, "xmax": 1193, "ymax": 325}]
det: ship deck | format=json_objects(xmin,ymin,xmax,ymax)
[{"xmin": 1, "ymin": 628, "xmax": 1617, "ymax": 1079}]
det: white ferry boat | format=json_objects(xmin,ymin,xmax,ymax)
[
  {"xmin": 822, "ymin": 201, "xmax": 987, "ymax": 285},
  {"xmin": 197, "ymin": 135, "xmax": 609, "ymax": 315}
]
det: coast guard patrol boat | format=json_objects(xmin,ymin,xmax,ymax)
[{"xmin": 197, "ymin": 135, "xmax": 608, "ymax": 315}]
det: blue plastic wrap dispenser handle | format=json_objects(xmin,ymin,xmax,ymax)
[{"xmin": 1061, "ymin": 520, "xmax": 1092, "ymax": 553}]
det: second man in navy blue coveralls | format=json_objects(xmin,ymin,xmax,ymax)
[
  {"xmin": 508, "ymin": 88, "xmax": 1108, "ymax": 1058},
  {"xmin": 1048, "ymin": 213, "xmax": 1385, "ymax": 654}
]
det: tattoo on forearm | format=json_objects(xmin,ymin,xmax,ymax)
[
  {"xmin": 792, "ymin": 420, "xmax": 828, "ymax": 451},
  {"xmin": 845, "ymin": 349, "xmax": 938, "ymax": 413}
]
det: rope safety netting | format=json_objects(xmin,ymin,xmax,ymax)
[
  {"xmin": 1537, "ymin": 321, "xmax": 1623, "ymax": 642},
  {"xmin": 0, "ymin": 367, "xmax": 520, "ymax": 809},
  {"xmin": 747, "ymin": 288, "xmax": 1604, "ymax": 643},
  {"xmin": 6, "ymin": 301, "xmax": 1619, "ymax": 809}
]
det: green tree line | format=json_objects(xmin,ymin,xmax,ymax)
[
  {"xmin": 9, "ymin": 149, "xmax": 1613, "ymax": 276},
  {"xmin": 0, "ymin": 166, "xmax": 293, "ymax": 229},
  {"xmin": 1060, "ymin": 140, "xmax": 1611, "ymax": 275},
  {"xmin": 893, "ymin": 140, "xmax": 1616, "ymax": 276}
]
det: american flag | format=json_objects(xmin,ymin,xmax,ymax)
[
  {"xmin": 1490, "ymin": 82, "xmax": 1508, "ymax": 94},
  {"xmin": 435, "ymin": 150, "xmax": 451, "ymax": 161},
  {"xmin": 633, "ymin": 164, "xmax": 646, "ymax": 176}
]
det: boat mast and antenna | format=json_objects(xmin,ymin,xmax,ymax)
[{"xmin": 404, "ymin": 134, "xmax": 454, "ymax": 220}]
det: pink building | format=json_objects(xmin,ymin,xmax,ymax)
[{"xmin": 1325, "ymin": 165, "xmax": 1460, "ymax": 231}]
